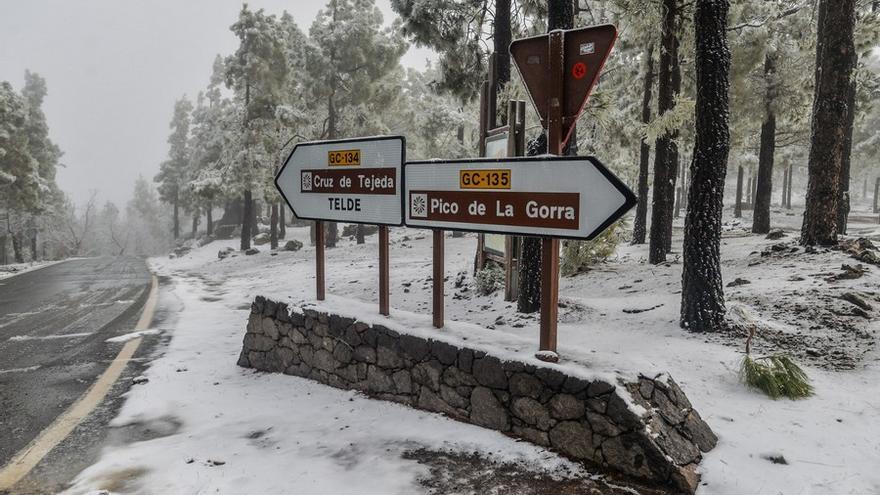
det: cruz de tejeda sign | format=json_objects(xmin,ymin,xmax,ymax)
[
  {"xmin": 404, "ymin": 155, "xmax": 636, "ymax": 240},
  {"xmin": 275, "ymin": 136, "xmax": 405, "ymax": 226}
]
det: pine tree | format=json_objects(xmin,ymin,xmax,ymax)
[
  {"xmin": 801, "ymin": 0, "xmax": 857, "ymax": 246},
  {"xmin": 154, "ymin": 97, "xmax": 193, "ymax": 240},
  {"xmin": 225, "ymin": 5, "xmax": 289, "ymax": 251},
  {"xmin": 632, "ymin": 43, "xmax": 654, "ymax": 245},
  {"xmin": 680, "ymin": 0, "xmax": 731, "ymax": 332},
  {"xmin": 648, "ymin": 0, "xmax": 682, "ymax": 264},
  {"xmin": 307, "ymin": 0, "xmax": 405, "ymax": 247}
]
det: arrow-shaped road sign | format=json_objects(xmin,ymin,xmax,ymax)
[
  {"xmin": 274, "ymin": 136, "xmax": 405, "ymax": 226},
  {"xmin": 510, "ymin": 24, "xmax": 617, "ymax": 148},
  {"xmin": 404, "ymin": 155, "xmax": 636, "ymax": 240}
]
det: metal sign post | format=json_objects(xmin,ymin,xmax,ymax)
[
  {"xmin": 275, "ymin": 136, "xmax": 405, "ymax": 313},
  {"xmin": 509, "ymin": 24, "xmax": 620, "ymax": 361}
]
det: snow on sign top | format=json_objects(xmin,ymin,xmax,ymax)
[
  {"xmin": 275, "ymin": 136, "xmax": 405, "ymax": 226},
  {"xmin": 404, "ymin": 155, "xmax": 637, "ymax": 240}
]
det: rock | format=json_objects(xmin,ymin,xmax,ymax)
[
  {"xmin": 682, "ymin": 410, "xmax": 718, "ymax": 452},
  {"xmin": 353, "ymin": 345, "xmax": 376, "ymax": 364},
  {"xmin": 512, "ymin": 397, "xmax": 552, "ymax": 430},
  {"xmin": 606, "ymin": 392, "xmax": 642, "ymax": 430},
  {"xmin": 535, "ymin": 367, "xmax": 566, "ymax": 391},
  {"xmin": 442, "ymin": 366, "xmax": 476, "ymax": 388},
  {"xmin": 840, "ymin": 292, "xmax": 872, "ymax": 311},
  {"xmin": 245, "ymin": 248, "xmax": 259, "ymax": 255},
  {"xmin": 392, "ymin": 369, "xmax": 413, "ymax": 394},
  {"xmin": 411, "ymin": 360, "xmax": 443, "ymax": 392},
  {"xmin": 513, "ymin": 426, "xmax": 550, "ymax": 447},
  {"xmin": 726, "ymin": 277, "xmax": 751, "ymax": 287},
  {"xmin": 253, "ymin": 233, "xmax": 270, "ymax": 245},
  {"xmin": 418, "ymin": 386, "xmax": 458, "ymax": 416},
  {"xmin": 312, "ymin": 349, "xmax": 337, "ymax": 373},
  {"xmin": 218, "ymin": 247, "xmax": 235, "ymax": 259},
  {"xmin": 470, "ymin": 386, "xmax": 509, "ymax": 431},
  {"xmin": 280, "ymin": 239, "xmax": 303, "ymax": 251},
  {"xmin": 400, "ymin": 334, "xmax": 430, "ymax": 361},
  {"xmin": 342, "ymin": 224, "xmax": 379, "ymax": 237},
  {"xmin": 364, "ymin": 365, "xmax": 395, "ymax": 393},
  {"xmin": 377, "ymin": 344, "xmax": 404, "ymax": 369},
  {"xmin": 430, "ymin": 340, "xmax": 459, "ymax": 366},
  {"xmin": 458, "ymin": 348, "xmax": 474, "ymax": 373},
  {"xmin": 261, "ymin": 317, "xmax": 279, "ymax": 340},
  {"xmin": 440, "ymin": 385, "xmax": 469, "ymax": 409},
  {"xmin": 549, "ymin": 394, "xmax": 585, "ymax": 420},
  {"xmin": 765, "ymin": 229, "xmax": 785, "ymax": 240},
  {"xmin": 586, "ymin": 411, "xmax": 621, "ymax": 437},
  {"xmin": 670, "ymin": 463, "xmax": 702, "ymax": 495},
  {"xmin": 652, "ymin": 418, "xmax": 700, "ymax": 465},
  {"xmin": 509, "ymin": 373, "xmax": 543, "ymax": 399},
  {"xmin": 472, "ymin": 356, "xmax": 508, "ymax": 389},
  {"xmin": 761, "ymin": 453, "xmax": 788, "ymax": 465},
  {"xmin": 549, "ymin": 421, "xmax": 593, "ymax": 460}
]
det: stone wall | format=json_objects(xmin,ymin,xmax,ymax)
[{"xmin": 238, "ymin": 297, "xmax": 717, "ymax": 494}]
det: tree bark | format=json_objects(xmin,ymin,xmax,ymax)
[
  {"xmin": 494, "ymin": 0, "xmax": 511, "ymax": 87},
  {"xmin": 786, "ymin": 165, "xmax": 793, "ymax": 208},
  {"xmin": 681, "ymin": 0, "xmax": 731, "ymax": 333},
  {"xmin": 753, "ymin": 51, "xmax": 777, "ymax": 234},
  {"xmin": 837, "ymin": 78, "xmax": 856, "ymax": 235},
  {"xmin": 874, "ymin": 178, "xmax": 880, "ymax": 213},
  {"xmin": 172, "ymin": 191, "xmax": 180, "ymax": 240},
  {"xmin": 240, "ymin": 190, "xmax": 252, "ymax": 251},
  {"xmin": 781, "ymin": 166, "xmax": 788, "ymax": 207},
  {"xmin": 326, "ymin": 222, "xmax": 338, "ymax": 248},
  {"xmin": 356, "ymin": 225, "xmax": 365, "ymax": 244},
  {"xmin": 279, "ymin": 201, "xmax": 286, "ymax": 239},
  {"xmin": 632, "ymin": 43, "xmax": 655, "ymax": 245},
  {"xmin": 11, "ymin": 233, "xmax": 24, "ymax": 264},
  {"xmin": 801, "ymin": 0, "xmax": 856, "ymax": 246},
  {"xmin": 270, "ymin": 203, "xmax": 278, "ymax": 249},
  {"xmin": 735, "ymin": 166, "xmax": 743, "ymax": 218},
  {"xmin": 517, "ymin": 134, "xmax": 548, "ymax": 313},
  {"xmin": 191, "ymin": 212, "xmax": 198, "ymax": 238},
  {"xmin": 649, "ymin": 0, "xmax": 680, "ymax": 264},
  {"xmin": 206, "ymin": 201, "xmax": 213, "ymax": 237}
]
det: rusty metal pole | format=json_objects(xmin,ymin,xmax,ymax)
[
  {"xmin": 379, "ymin": 226, "xmax": 390, "ymax": 315},
  {"xmin": 538, "ymin": 31, "xmax": 564, "ymax": 361},
  {"xmin": 315, "ymin": 221, "xmax": 326, "ymax": 301},
  {"xmin": 433, "ymin": 229, "xmax": 444, "ymax": 328}
]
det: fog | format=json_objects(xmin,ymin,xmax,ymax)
[{"xmin": 0, "ymin": 0, "xmax": 435, "ymax": 206}]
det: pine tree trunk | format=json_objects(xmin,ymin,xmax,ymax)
[
  {"xmin": 735, "ymin": 166, "xmax": 743, "ymax": 218},
  {"xmin": 752, "ymin": 52, "xmax": 777, "ymax": 234},
  {"xmin": 786, "ymin": 165, "xmax": 793, "ymax": 208},
  {"xmin": 11, "ymin": 233, "xmax": 24, "ymax": 264},
  {"xmin": 681, "ymin": 0, "xmax": 730, "ymax": 333},
  {"xmin": 632, "ymin": 44, "xmax": 654, "ymax": 245},
  {"xmin": 173, "ymin": 193, "xmax": 180, "ymax": 240},
  {"xmin": 191, "ymin": 212, "xmax": 198, "ymax": 238},
  {"xmin": 326, "ymin": 222, "xmax": 337, "ymax": 248},
  {"xmin": 494, "ymin": 0, "xmax": 511, "ymax": 87},
  {"xmin": 30, "ymin": 230, "xmax": 37, "ymax": 262},
  {"xmin": 649, "ymin": 0, "xmax": 680, "ymax": 264},
  {"xmin": 356, "ymin": 225, "xmax": 365, "ymax": 244},
  {"xmin": 837, "ymin": 79, "xmax": 856, "ymax": 235},
  {"xmin": 206, "ymin": 202, "xmax": 213, "ymax": 236},
  {"xmin": 781, "ymin": 167, "xmax": 789, "ymax": 207},
  {"xmin": 310, "ymin": 222, "xmax": 316, "ymax": 246},
  {"xmin": 279, "ymin": 201, "xmax": 286, "ymax": 239},
  {"xmin": 270, "ymin": 203, "xmax": 278, "ymax": 249},
  {"xmin": 801, "ymin": 0, "xmax": 856, "ymax": 246},
  {"xmin": 874, "ymin": 178, "xmax": 880, "ymax": 213},
  {"xmin": 663, "ymin": 33, "xmax": 682, "ymax": 254},
  {"xmin": 241, "ymin": 190, "xmax": 252, "ymax": 251},
  {"xmin": 517, "ymin": 134, "xmax": 548, "ymax": 313},
  {"xmin": 0, "ymin": 235, "xmax": 7, "ymax": 265}
]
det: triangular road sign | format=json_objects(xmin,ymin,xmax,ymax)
[{"xmin": 510, "ymin": 24, "xmax": 617, "ymax": 147}]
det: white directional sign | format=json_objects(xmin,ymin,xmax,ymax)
[
  {"xmin": 275, "ymin": 136, "xmax": 405, "ymax": 226},
  {"xmin": 404, "ymin": 156, "xmax": 636, "ymax": 240}
]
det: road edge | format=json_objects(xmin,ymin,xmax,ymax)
[{"xmin": 0, "ymin": 273, "xmax": 159, "ymax": 491}]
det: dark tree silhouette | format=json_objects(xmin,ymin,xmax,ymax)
[{"xmin": 681, "ymin": 0, "xmax": 731, "ymax": 333}]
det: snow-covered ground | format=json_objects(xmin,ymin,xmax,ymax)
[{"xmin": 65, "ymin": 204, "xmax": 880, "ymax": 494}]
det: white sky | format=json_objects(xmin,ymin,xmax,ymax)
[{"xmin": 0, "ymin": 0, "xmax": 436, "ymax": 206}]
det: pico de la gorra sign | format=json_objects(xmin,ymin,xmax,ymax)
[
  {"xmin": 275, "ymin": 136, "xmax": 405, "ymax": 226},
  {"xmin": 404, "ymin": 156, "xmax": 636, "ymax": 240}
]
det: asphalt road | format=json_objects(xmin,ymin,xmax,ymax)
[{"xmin": 0, "ymin": 257, "xmax": 156, "ymax": 494}]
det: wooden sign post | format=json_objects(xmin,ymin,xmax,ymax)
[{"xmin": 275, "ymin": 136, "xmax": 405, "ymax": 314}]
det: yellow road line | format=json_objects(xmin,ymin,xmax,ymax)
[{"xmin": 0, "ymin": 274, "xmax": 159, "ymax": 491}]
